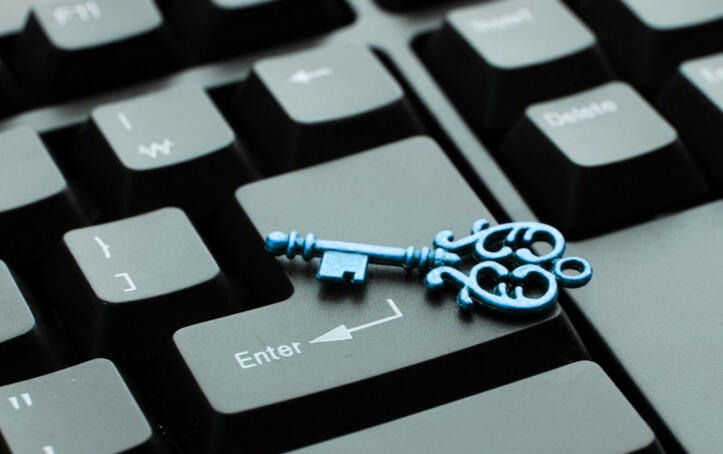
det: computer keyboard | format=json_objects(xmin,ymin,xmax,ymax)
[{"xmin": 0, "ymin": 0, "xmax": 721, "ymax": 453}]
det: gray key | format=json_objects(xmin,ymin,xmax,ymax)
[
  {"xmin": 621, "ymin": 0, "xmax": 723, "ymax": 25},
  {"xmin": 425, "ymin": 0, "xmax": 612, "ymax": 138},
  {"xmin": 0, "ymin": 359, "xmax": 164, "ymax": 454},
  {"xmin": 153, "ymin": 137, "xmax": 587, "ymax": 453},
  {"xmin": 0, "ymin": 261, "xmax": 60, "ymax": 386},
  {"xmin": 0, "ymin": 127, "xmax": 84, "ymax": 269},
  {"xmin": 293, "ymin": 361, "xmax": 661, "ymax": 454},
  {"xmin": 500, "ymin": 81, "xmax": 707, "ymax": 237},
  {"xmin": 75, "ymin": 84, "xmax": 250, "ymax": 217},
  {"xmin": 567, "ymin": 200, "xmax": 723, "ymax": 453},
  {"xmin": 658, "ymin": 52, "xmax": 723, "ymax": 188},
  {"xmin": 13, "ymin": 0, "xmax": 175, "ymax": 102},
  {"xmin": 579, "ymin": 0, "xmax": 723, "ymax": 93},
  {"xmin": 0, "ymin": 0, "xmax": 32, "ymax": 38},
  {"xmin": 33, "ymin": 0, "xmax": 161, "ymax": 49},
  {"xmin": 42, "ymin": 208, "xmax": 234, "ymax": 364},
  {"xmin": 235, "ymin": 44, "xmax": 422, "ymax": 172}
]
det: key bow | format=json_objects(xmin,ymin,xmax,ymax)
[{"xmin": 428, "ymin": 220, "xmax": 593, "ymax": 313}]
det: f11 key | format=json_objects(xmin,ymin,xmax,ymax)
[{"xmin": 11, "ymin": 0, "xmax": 177, "ymax": 103}]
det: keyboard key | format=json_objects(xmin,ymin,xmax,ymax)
[
  {"xmin": 0, "ymin": 0, "xmax": 32, "ymax": 38},
  {"xmin": 292, "ymin": 361, "xmax": 661, "ymax": 454},
  {"xmin": 499, "ymin": 82, "xmax": 707, "ymax": 237},
  {"xmin": 658, "ymin": 52, "xmax": 723, "ymax": 189},
  {"xmin": 567, "ymin": 200, "xmax": 723, "ymax": 453},
  {"xmin": 74, "ymin": 85, "xmax": 250, "ymax": 218},
  {"xmin": 235, "ymin": 44, "xmax": 423, "ymax": 173},
  {"xmin": 0, "ymin": 58, "xmax": 16, "ymax": 117},
  {"xmin": 0, "ymin": 127, "xmax": 84, "ymax": 270},
  {"xmin": 163, "ymin": 0, "xmax": 351, "ymax": 60},
  {"xmin": 425, "ymin": 0, "xmax": 613, "ymax": 139},
  {"xmin": 153, "ymin": 137, "xmax": 587, "ymax": 453},
  {"xmin": 0, "ymin": 359, "xmax": 164, "ymax": 454},
  {"xmin": 12, "ymin": 0, "xmax": 176, "ymax": 103},
  {"xmin": 373, "ymin": 0, "xmax": 443, "ymax": 11},
  {"xmin": 0, "ymin": 261, "xmax": 60, "ymax": 386},
  {"xmin": 579, "ymin": 0, "xmax": 723, "ymax": 94},
  {"xmin": 42, "ymin": 208, "xmax": 235, "ymax": 365}
]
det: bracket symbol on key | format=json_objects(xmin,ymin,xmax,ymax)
[{"xmin": 265, "ymin": 231, "xmax": 462, "ymax": 284}]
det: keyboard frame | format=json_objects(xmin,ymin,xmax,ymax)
[
  {"xmin": 0, "ymin": 0, "xmax": 537, "ymax": 225},
  {"xmin": 0, "ymin": 1, "xmax": 710, "ymax": 452}
]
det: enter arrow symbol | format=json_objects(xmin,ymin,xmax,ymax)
[
  {"xmin": 310, "ymin": 299, "xmax": 403, "ymax": 344},
  {"xmin": 289, "ymin": 67, "xmax": 333, "ymax": 84}
]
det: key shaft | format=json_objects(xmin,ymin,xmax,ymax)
[{"xmin": 266, "ymin": 231, "xmax": 461, "ymax": 271}]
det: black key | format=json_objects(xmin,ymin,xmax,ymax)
[
  {"xmin": 293, "ymin": 361, "xmax": 661, "ymax": 454},
  {"xmin": 499, "ymin": 82, "xmax": 707, "ymax": 237},
  {"xmin": 235, "ymin": 44, "xmax": 423, "ymax": 173},
  {"xmin": 373, "ymin": 0, "xmax": 446, "ymax": 11},
  {"xmin": 567, "ymin": 200, "xmax": 723, "ymax": 453},
  {"xmin": 162, "ymin": 0, "xmax": 351, "ymax": 60},
  {"xmin": 12, "ymin": 0, "xmax": 176, "ymax": 103},
  {"xmin": 579, "ymin": 0, "xmax": 723, "ymax": 94},
  {"xmin": 0, "ymin": 359, "xmax": 165, "ymax": 453},
  {"xmin": 42, "ymin": 208, "xmax": 235, "ymax": 365},
  {"xmin": 0, "ymin": 58, "xmax": 17, "ymax": 117},
  {"xmin": 0, "ymin": 0, "xmax": 32, "ymax": 39},
  {"xmin": 658, "ymin": 52, "xmax": 723, "ymax": 189},
  {"xmin": 74, "ymin": 84, "xmax": 250, "ymax": 218},
  {"xmin": 0, "ymin": 127, "xmax": 84, "ymax": 270},
  {"xmin": 0, "ymin": 261, "xmax": 60, "ymax": 386},
  {"xmin": 152, "ymin": 137, "xmax": 588, "ymax": 453},
  {"xmin": 425, "ymin": 0, "xmax": 613, "ymax": 139}
]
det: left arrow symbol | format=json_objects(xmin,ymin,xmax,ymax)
[
  {"xmin": 289, "ymin": 67, "xmax": 333, "ymax": 84},
  {"xmin": 310, "ymin": 299, "xmax": 403, "ymax": 344}
]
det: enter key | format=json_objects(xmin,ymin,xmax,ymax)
[{"xmin": 151, "ymin": 137, "xmax": 587, "ymax": 453}]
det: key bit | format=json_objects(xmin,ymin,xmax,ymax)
[{"xmin": 265, "ymin": 231, "xmax": 461, "ymax": 284}]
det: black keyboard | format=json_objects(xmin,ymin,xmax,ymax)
[{"xmin": 0, "ymin": 0, "xmax": 722, "ymax": 453}]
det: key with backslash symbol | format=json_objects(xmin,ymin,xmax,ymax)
[{"xmin": 265, "ymin": 231, "xmax": 462, "ymax": 284}]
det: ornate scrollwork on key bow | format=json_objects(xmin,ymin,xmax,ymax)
[
  {"xmin": 425, "ymin": 262, "xmax": 559, "ymax": 314},
  {"xmin": 433, "ymin": 219, "xmax": 592, "ymax": 288},
  {"xmin": 428, "ymin": 220, "xmax": 593, "ymax": 313}
]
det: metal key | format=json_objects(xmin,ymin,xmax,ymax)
[{"xmin": 265, "ymin": 231, "xmax": 461, "ymax": 283}]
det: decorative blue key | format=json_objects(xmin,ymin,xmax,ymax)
[{"xmin": 265, "ymin": 231, "xmax": 462, "ymax": 284}]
